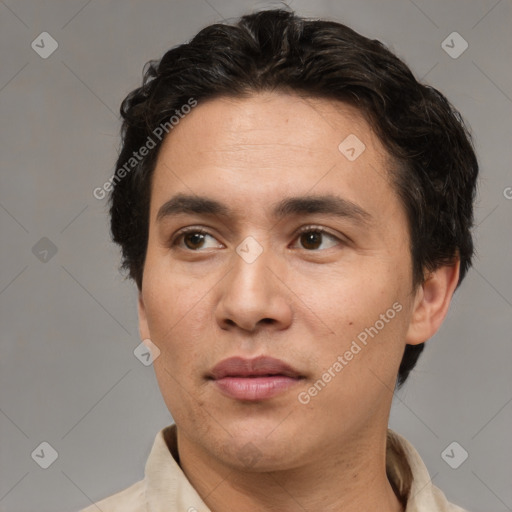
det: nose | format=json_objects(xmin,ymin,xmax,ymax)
[{"xmin": 215, "ymin": 245, "xmax": 293, "ymax": 333}]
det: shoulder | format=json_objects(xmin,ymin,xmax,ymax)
[
  {"xmin": 79, "ymin": 478, "xmax": 146, "ymax": 512},
  {"xmin": 386, "ymin": 429, "xmax": 471, "ymax": 512}
]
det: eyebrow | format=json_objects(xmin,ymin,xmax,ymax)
[{"xmin": 156, "ymin": 193, "xmax": 372, "ymax": 225}]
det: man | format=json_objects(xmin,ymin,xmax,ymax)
[{"xmin": 82, "ymin": 8, "xmax": 477, "ymax": 512}]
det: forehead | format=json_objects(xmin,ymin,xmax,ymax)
[
  {"xmin": 149, "ymin": 92, "xmax": 400, "ymax": 226},
  {"xmin": 158, "ymin": 92, "xmax": 386, "ymax": 164}
]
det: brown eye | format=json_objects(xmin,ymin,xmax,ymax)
[
  {"xmin": 183, "ymin": 232, "xmax": 207, "ymax": 250},
  {"xmin": 300, "ymin": 231, "xmax": 323, "ymax": 250},
  {"xmin": 172, "ymin": 228, "xmax": 223, "ymax": 251},
  {"xmin": 294, "ymin": 228, "xmax": 340, "ymax": 251}
]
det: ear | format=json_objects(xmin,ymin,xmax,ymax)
[
  {"xmin": 137, "ymin": 291, "xmax": 151, "ymax": 341},
  {"xmin": 405, "ymin": 258, "xmax": 460, "ymax": 345}
]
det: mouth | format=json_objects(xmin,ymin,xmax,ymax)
[{"xmin": 207, "ymin": 356, "xmax": 305, "ymax": 401}]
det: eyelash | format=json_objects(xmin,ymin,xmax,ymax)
[{"xmin": 171, "ymin": 225, "xmax": 343, "ymax": 250}]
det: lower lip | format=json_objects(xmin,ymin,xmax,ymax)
[{"xmin": 213, "ymin": 376, "xmax": 302, "ymax": 401}]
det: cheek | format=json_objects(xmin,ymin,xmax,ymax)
[
  {"xmin": 298, "ymin": 298, "xmax": 408, "ymax": 425},
  {"xmin": 152, "ymin": 352, "xmax": 211, "ymax": 432},
  {"xmin": 148, "ymin": 299, "xmax": 213, "ymax": 365},
  {"xmin": 302, "ymin": 263, "xmax": 402, "ymax": 329},
  {"xmin": 300, "ymin": 264, "xmax": 409, "ymax": 383},
  {"xmin": 143, "ymin": 257, "xmax": 207, "ymax": 332},
  {"xmin": 142, "ymin": 263, "xmax": 218, "ymax": 374},
  {"xmin": 148, "ymin": 302, "xmax": 214, "ymax": 420}
]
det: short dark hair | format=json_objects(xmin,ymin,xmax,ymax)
[{"xmin": 109, "ymin": 8, "xmax": 478, "ymax": 387}]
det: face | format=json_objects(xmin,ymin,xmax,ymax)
[{"xmin": 138, "ymin": 92, "xmax": 422, "ymax": 471}]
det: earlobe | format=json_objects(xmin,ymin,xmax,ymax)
[
  {"xmin": 137, "ymin": 292, "xmax": 151, "ymax": 341},
  {"xmin": 405, "ymin": 259, "xmax": 460, "ymax": 345}
]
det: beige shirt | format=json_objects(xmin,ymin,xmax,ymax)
[{"xmin": 80, "ymin": 425, "xmax": 469, "ymax": 512}]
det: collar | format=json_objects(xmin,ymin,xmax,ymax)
[{"xmin": 144, "ymin": 424, "xmax": 452, "ymax": 512}]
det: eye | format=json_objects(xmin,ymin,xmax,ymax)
[
  {"xmin": 292, "ymin": 227, "xmax": 341, "ymax": 251},
  {"xmin": 171, "ymin": 226, "xmax": 343, "ymax": 252},
  {"xmin": 172, "ymin": 227, "xmax": 223, "ymax": 251}
]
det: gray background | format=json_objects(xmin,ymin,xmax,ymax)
[{"xmin": 0, "ymin": 0, "xmax": 511, "ymax": 511}]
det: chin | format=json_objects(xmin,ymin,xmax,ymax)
[
  {"xmin": 223, "ymin": 440, "xmax": 301, "ymax": 473},
  {"xmin": 215, "ymin": 422, "xmax": 305, "ymax": 468}
]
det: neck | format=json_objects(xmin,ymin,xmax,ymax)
[{"xmin": 176, "ymin": 424, "xmax": 404, "ymax": 512}]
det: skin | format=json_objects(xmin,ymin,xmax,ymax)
[{"xmin": 138, "ymin": 91, "xmax": 460, "ymax": 512}]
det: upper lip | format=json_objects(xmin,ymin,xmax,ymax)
[{"xmin": 208, "ymin": 356, "xmax": 303, "ymax": 379}]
